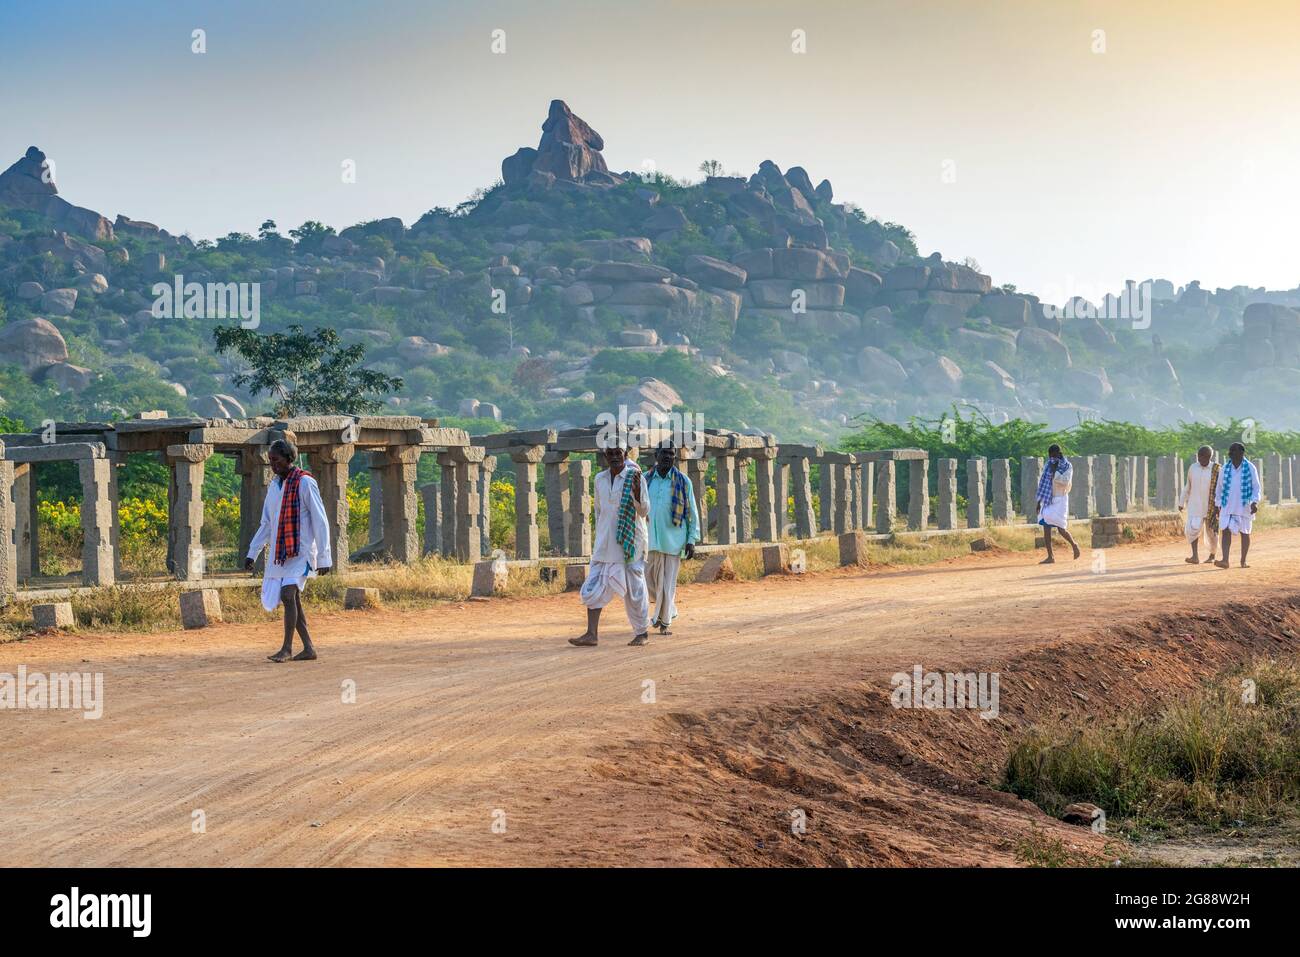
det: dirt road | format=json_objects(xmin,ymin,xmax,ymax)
[{"xmin": 3, "ymin": 530, "xmax": 1298, "ymax": 866}]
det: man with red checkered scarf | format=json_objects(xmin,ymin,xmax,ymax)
[{"xmin": 245, "ymin": 438, "xmax": 333, "ymax": 662}]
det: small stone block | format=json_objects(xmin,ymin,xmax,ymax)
[
  {"xmin": 33, "ymin": 602, "xmax": 74, "ymax": 629},
  {"xmin": 564, "ymin": 564, "xmax": 589, "ymax": 591},
  {"xmin": 761, "ymin": 543, "xmax": 790, "ymax": 576},
  {"xmin": 694, "ymin": 552, "xmax": 736, "ymax": 583},
  {"xmin": 789, "ymin": 548, "xmax": 808, "ymax": 574},
  {"xmin": 969, "ymin": 536, "xmax": 995, "ymax": 552},
  {"xmin": 838, "ymin": 530, "xmax": 868, "ymax": 566},
  {"xmin": 471, "ymin": 560, "xmax": 508, "ymax": 597},
  {"xmin": 344, "ymin": 587, "xmax": 379, "ymax": 610},
  {"xmin": 179, "ymin": 589, "xmax": 222, "ymax": 629}
]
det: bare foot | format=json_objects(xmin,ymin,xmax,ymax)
[
  {"xmin": 1071, "ymin": 543, "xmax": 1081, "ymax": 560},
  {"xmin": 655, "ymin": 622, "xmax": 672, "ymax": 636},
  {"xmin": 1202, "ymin": 556, "xmax": 1216, "ymax": 564},
  {"xmin": 1214, "ymin": 559, "xmax": 1230, "ymax": 569},
  {"xmin": 568, "ymin": 633, "xmax": 597, "ymax": 647},
  {"xmin": 267, "ymin": 649, "xmax": 292, "ymax": 663},
  {"xmin": 628, "ymin": 633, "xmax": 649, "ymax": 646},
  {"xmin": 292, "ymin": 649, "xmax": 317, "ymax": 661},
  {"xmin": 1240, "ymin": 562, "xmax": 1250, "ymax": 568},
  {"xmin": 1185, "ymin": 556, "xmax": 1199, "ymax": 564},
  {"xmin": 1039, "ymin": 557, "xmax": 1055, "ymax": 564}
]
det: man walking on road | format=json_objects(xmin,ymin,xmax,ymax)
[
  {"xmin": 644, "ymin": 442, "xmax": 700, "ymax": 638},
  {"xmin": 1214, "ymin": 442, "xmax": 1260, "ymax": 569}
]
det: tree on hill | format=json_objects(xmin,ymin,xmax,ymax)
[
  {"xmin": 212, "ymin": 324, "xmax": 402, "ymax": 417},
  {"xmin": 698, "ymin": 159, "xmax": 723, "ymax": 177}
]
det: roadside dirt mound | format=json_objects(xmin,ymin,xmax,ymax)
[{"xmin": 588, "ymin": 595, "xmax": 1300, "ymax": 866}]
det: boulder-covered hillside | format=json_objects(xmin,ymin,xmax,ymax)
[{"xmin": 2, "ymin": 98, "xmax": 1299, "ymax": 438}]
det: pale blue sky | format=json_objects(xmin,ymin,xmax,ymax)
[{"xmin": 3, "ymin": 0, "xmax": 1298, "ymax": 298}]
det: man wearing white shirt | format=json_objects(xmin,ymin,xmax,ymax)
[
  {"xmin": 569, "ymin": 444, "xmax": 651, "ymax": 647},
  {"xmin": 1213, "ymin": 442, "xmax": 1260, "ymax": 569},
  {"xmin": 1178, "ymin": 445, "xmax": 1218, "ymax": 564},
  {"xmin": 245, "ymin": 439, "xmax": 333, "ymax": 661}
]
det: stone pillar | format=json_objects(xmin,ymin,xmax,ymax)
[
  {"xmin": 1135, "ymin": 456, "xmax": 1149, "ymax": 509},
  {"xmin": 1283, "ymin": 454, "xmax": 1295, "ymax": 500},
  {"xmin": 421, "ymin": 482, "xmax": 441, "ymax": 556},
  {"xmin": 79, "ymin": 456, "xmax": 115, "ymax": 587},
  {"xmin": 456, "ymin": 461, "xmax": 482, "ymax": 562},
  {"xmin": 848, "ymin": 463, "xmax": 863, "ymax": 530},
  {"xmin": 0, "ymin": 455, "xmax": 15, "ymax": 598},
  {"xmin": 751, "ymin": 449, "xmax": 779, "ymax": 542},
  {"xmin": 542, "ymin": 451, "xmax": 570, "ymax": 556},
  {"xmin": 990, "ymin": 458, "xmax": 1013, "ymax": 524},
  {"xmin": 831, "ymin": 462, "xmax": 852, "ymax": 533},
  {"xmin": 567, "ymin": 459, "xmax": 592, "ymax": 557},
  {"xmin": 937, "ymin": 458, "xmax": 958, "ymax": 529},
  {"xmin": 907, "ymin": 458, "xmax": 929, "ymax": 530},
  {"xmin": 875, "ymin": 460, "xmax": 896, "ymax": 533},
  {"xmin": 713, "ymin": 453, "xmax": 740, "ymax": 545},
  {"xmin": 1155, "ymin": 455, "xmax": 1176, "ymax": 510},
  {"xmin": 437, "ymin": 453, "xmax": 459, "ymax": 557},
  {"xmin": 861, "ymin": 462, "xmax": 874, "ymax": 529},
  {"xmin": 1094, "ymin": 454, "xmax": 1117, "ymax": 517},
  {"xmin": 478, "ymin": 454, "xmax": 497, "ymax": 556},
  {"xmin": 509, "ymin": 447, "xmax": 544, "ymax": 560},
  {"xmin": 1115, "ymin": 455, "xmax": 1132, "ymax": 513},
  {"xmin": 778, "ymin": 461, "xmax": 791, "ymax": 534},
  {"xmin": 107, "ymin": 456, "xmax": 123, "ymax": 579},
  {"xmin": 966, "ymin": 457, "xmax": 987, "ymax": 528},
  {"xmin": 1021, "ymin": 456, "xmax": 1042, "ymax": 523},
  {"xmin": 680, "ymin": 455, "xmax": 709, "ymax": 543},
  {"xmin": 782, "ymin": 455, "xmax": 817, "ymax": 539},
  {"xmin": 1070, "ymin": 455, "xmax": 1095, "ymax": 519},
  {"xmin": 1267, "ymin": 451, "xmax": 1283, "ymax": 505},
  {"xmin": 818, "ymin": 460, "xmax": 836, "ymax": 533},
  {"xmin": 314, "ymin": 443, "xmax": 353, "ymax": 574},
  {"xmin": 736, "ymin": 460, "xmax": 753, "ymax": 542},
  {"xmin": 379, "ymin": 445, "xmax": 421, "ymax": 564},
  {"xmin": 13, "ymin": 463, "xmax": 37, "ymax": 581},
  {"xmin": 236, "ymin": 448, "xmax": 271, "ymax": 564},
  {"xmin": 167, "ymin": 444, "xmax": 212, "ymax": 581},
  {"xmin": 367, "ymin": 451, "xmax": 384, "ymax": 545}
]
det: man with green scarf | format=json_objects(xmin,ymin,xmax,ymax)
[
  {"xmin": 569, "ymin": 444, "xmax": 651, "ymax": 647},
  {"xmin": 643, "ymin": 442, "xmax": 700, "ymax": 640}
]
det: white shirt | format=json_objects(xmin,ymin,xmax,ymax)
[
  {"xmin": 247, "ymin": 471, "xmax": 332, "ymax": 578},
  {"xmin": 1213, "ymin": 458, "xmax": 1260, "ymax": 517},
  {"xmin": 590, "ymin": 465, "xmax": 650, "ymax": 563},
  {"xmin": 1179, "ymin": 461, "xmax": 1215, "ymax": 518}
]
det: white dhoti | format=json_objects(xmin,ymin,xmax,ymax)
[
  {"xmin": 1222, "ymin": 512, "xmax": 1254, "ymax": 535},
  {"xmin": 1185, "ymin": 511, "xmax": 1216, "ymax": 551},
  {"xmin": 1037, "ymin": 495, "xmax": 1069, "ymax": 531},
  {"xmin": 579, "ymin": 558, "xmax": 650, "ymax": 633},
  {"xmin": 261, "ymin": 574, "xmax": 309, "ymax": 612},
  {"xmin": 645, "ymin": 551, "xmax": 682, "ymax": 626}
]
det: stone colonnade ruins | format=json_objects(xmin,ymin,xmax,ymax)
[{"xmin": 0, "ymin": 415, "xmax": 1295, "ymax": 600}]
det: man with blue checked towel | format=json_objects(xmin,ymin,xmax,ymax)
[{"xmin": 643, "ymin": 442, "xmax": 701, "ymax": 640}]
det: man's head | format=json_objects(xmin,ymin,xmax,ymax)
[
  {"xmin": 654, "ymin": 442, "xmax": 676, "ymax": 475},
  {"xmin": 604, "ymin": 446, "xmax": 627, "ymax": 472},
  {"xmin": 1048, "ymin": 444, "xmax": 1062, "ymax": 460},
  {"xmin": 1198, "ymin": 445, "xmax": 1213, "ymax": 466},
  {"xmin": 1229, "ymin": 442, "xmax": 1245, "ymax": 464},
  {"xmin": 268, "ymin": 438, "xmax": 298, "ymax": 478}
]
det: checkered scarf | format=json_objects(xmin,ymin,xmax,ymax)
[
  {"xmin": 274, "ymin": 466, "xmax": 307, "ymax": 565},
  {"xmin": 1036, "ymin": 457, "xmax": 1070, "ymax": 506},
  {"xmin": 614, "ymin": 463, "xmax": 641, "ymax": 563},
  {"xmin": 648, "ymin": 466, "xmax": 691, "ymax": 530},
  {"xmin": 1219, "ymin": 458, "xmax": 1253, "ymax": 509}
]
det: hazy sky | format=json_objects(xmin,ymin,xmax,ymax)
[{"xmin": 3, "ymin": 0, "xmax": 1298, "ymax": 299}]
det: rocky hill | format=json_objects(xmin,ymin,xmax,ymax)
[{"xmin": 2, "ymin": 99, "xmax": 1299, "ymax": 437}]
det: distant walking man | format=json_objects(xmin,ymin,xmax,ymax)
[
  {"xmin": 569, "ymin": 444, "xmax": 651, "ymax": 647},
  {"xmin": 1178, "ymin": 446, "xmax": 1218, "ymax": 564},
  {"xmin": 1213, "ymin": 442, "xmax": 1260, "ymax": 569},
  {"xmin": 644, "ymin": 442, "xmax": 700, "ymax": 638},
  {"xmin": 245, "ymin": 439, "xmax": 332, "ymax": 662},
  {"xmin": 1036, "ymin": 444, "xmax": 1081, "ymax": 563}
]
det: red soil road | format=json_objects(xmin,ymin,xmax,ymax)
[{"xmin": 1, "ymin": 529, "xmax": 1297, "ymax": 867}]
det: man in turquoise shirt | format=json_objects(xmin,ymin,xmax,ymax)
[{"xmin": 643, "ymin": 443, "xmax": 701, "ymax": 639}]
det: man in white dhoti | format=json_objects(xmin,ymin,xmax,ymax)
[
  {"xmin": 569, "ymin": 444, "xmax": 651, "ymax": 647},
  {"xmin": 245, "ymin": 439, "xmax": 333, "ymax": 662},
  {"xmin": 1178, "ymin": 446, "xmax": 1218, "ymax": 564},
  {"xmin": 1035, "ymin": 444, "xmax": 1081, "ymax": 564},
  {"xmin": 643, "ymin": 442, "xmax": 700, "ymax": 640},
  {"xmin": 1213, "ymin": 442, "xmax": 1260, "ymax": 569}
]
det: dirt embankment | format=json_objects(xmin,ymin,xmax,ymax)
[{"xmin": 581, "ymin": 597, "xmax": 1300, "ymax": 866}]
